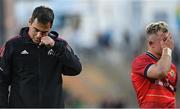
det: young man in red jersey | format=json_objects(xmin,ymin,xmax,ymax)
[{"xmin": 131, "ymin": 21, "xmax": 177, "ymax": 108}]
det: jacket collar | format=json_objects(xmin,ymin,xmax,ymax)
[{"xmin": 19, "ymin": 27, "xmax": 33, "ymax": 43}]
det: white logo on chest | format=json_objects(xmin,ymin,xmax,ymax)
[
  {"xmin": 48, "ymin": 49, "xmax": 55, "ymax": 56},
  {"xmin": 20, "ymin": 50, "xmax": 29, "ymax": 55}
]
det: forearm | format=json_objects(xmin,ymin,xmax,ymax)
[
  {"xmin": 53, "ymin": 40, "xmax": 82, "ymax": 75},
  {"xmin": 0, "ymin": 86, "xmax": 9, "ymax": 107},
  {"xmin": 0, "ymin": 66, "xmax": 11, "ymax": 107},
  {"xmin": 156, "ymin": 47, "xmax": 172, "ymax": 77},
  {"xmin": 0, "ymin": 74, "xmax": 10, "ymax": 107},
  {"xmin": 62, "ymin": 51, "xmax": 82, "ymax": 76},
  {"xmin": 0, "ymin": 41, "xmax": 12, "ymax": 107}
]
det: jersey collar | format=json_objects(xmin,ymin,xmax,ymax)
[{"xmin": 145, "ymin": 51, "xmax": 159, "ymax": 61}]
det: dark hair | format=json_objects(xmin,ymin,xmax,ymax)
[
  {"xmin": 146, "ymin": 21, "xmax": 168, "ymax": 35},
  {"xmin": 31, "ymin": 6, "xmax": 54, "ymax": 27}
]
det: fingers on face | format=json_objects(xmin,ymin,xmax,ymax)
[
  {"xmin": 163, "ymin": 32, "xmax": 172, "ymax": 42},
  {"xmin": 160, "ymin": 40, "xmax": 164, "ymax": 45},
  {"xmin": 39, "ymin": 37, "xmax": 46, "ymax": 45},
  {"xmin": 40, "ymin": 36, "xmax": 53, "ymax": 46},
  {"xmin": 167, "ymin": 33, "xmax": 172, "ymax": 39}
]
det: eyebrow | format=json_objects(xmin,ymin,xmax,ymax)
[{"xmin": 33, "ymin": 26, "xmax": 49, "ymax": 33}]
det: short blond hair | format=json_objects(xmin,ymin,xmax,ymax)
[{"xmin": 146, "ymin": 21, "xmax": 168, "ymax": 35}]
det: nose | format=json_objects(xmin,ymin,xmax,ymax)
[{"xmin": 37, "ymin": 32, "xmax": 43, "ymax": 38}]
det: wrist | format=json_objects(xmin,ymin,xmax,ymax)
[
  {"xmin": 163, "ymin": 47, "xmax": 172, "ymax": 57},
  {"xmin": 51, "ymin": 40, "xmax": 55, "ymax": 47}
]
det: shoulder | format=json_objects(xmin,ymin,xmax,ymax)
[
  {"xmin": 131, "ymin": 53, "xmax": 153, "ymax": 76},
  {"xmin": 0, "ymin": 36, "xmax": 21, "ymax": 57},
  {"xmin": 55, "ymin": 37, "xmax": 66, "ymax": 42},
  {"xmin": 131, "ymin": 53, "xmax": 153, "ymax": 71},
  {"xmin": 6, "ymin": 35, "xmax": 22, "ymax": 45},
  {"xmin": 55, "ymin": 37, "xmax": 68, "ymax": 46},
  {"xmin": 132, "ymin": 53, "xmax": 149, "ymax": 65},
  {"xmin": 3, "ymin": 35, "xmax": 26, "ymax": 52}
]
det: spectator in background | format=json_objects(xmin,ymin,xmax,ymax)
[
  {"xmin": 0, "ymin": 6, "xmax": 82, "ymax": 108},
  {"xmin": 0, "ymin": 47, "xmax": 4, "ymax": 60},
  {"xmin": 131, "ymin": 21, "xmax": 178, "ymax": 108},
  {"xmin": 97, "ymin": 29, "xmax": 113, "ymax": 49}
]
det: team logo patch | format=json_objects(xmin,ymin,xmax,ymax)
[
  {"xmin": 48, "ymin": 49, "xmax": 55, "ymax": 56},
  {"xmin": 169, "ymin": 69, "xmax": 175, "ymax": 78},
  {"xmin": 21, "ymin": 50, "xmax": 29, "ymax": 55}
]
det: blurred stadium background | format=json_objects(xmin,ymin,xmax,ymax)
[{"xmin": 0, "ymin": 0, "xmax": 180, "ymax": 108}]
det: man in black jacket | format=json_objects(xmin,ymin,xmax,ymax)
[{"xmin": 0, "ymin": 6, "xmax": 82, "ymax": 108}]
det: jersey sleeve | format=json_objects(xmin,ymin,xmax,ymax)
[
  {"xmin": 132, "ymin": 56, "xmax": 153, "ymax": 77},
  {"xmin": 167, "ymin": 64, "xmax": 177, "ymax": 86}
]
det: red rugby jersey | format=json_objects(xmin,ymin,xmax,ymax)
[{"xmin": 131, "ymin": 52, "xmax": 177, "ymax": 108}]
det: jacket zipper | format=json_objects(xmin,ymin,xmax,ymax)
[
  {"xmin": 24, "ymin": 40, "xmax": 42, "ymax": 106},
  {"xmin": 37, "ymin": 45, "xmax": 42, "ymax": 107}
]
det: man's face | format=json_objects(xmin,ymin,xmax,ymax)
[
  {"xmin": 28, "ymin": 18, "xmax": 51, "ymax": 44},
  {"xmin": 151, "ymin": 31, "xmax": 168, "ymax": 56}
]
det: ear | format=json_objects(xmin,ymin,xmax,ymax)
[
  {"xmin": 149, "ymin": 41, "xmax": 153, "ymax": 45},
  {"xmin": 28, "ymin": 18, "xmax": 32, "ymax": 25},
  {"xmin": 148, "ymin": 40, "xmax": 156, "ymax": 48}
]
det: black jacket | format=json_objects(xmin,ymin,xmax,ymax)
[{"xmin": 0, "ymin": 27, "xmax": 82, "ymax": 108}]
